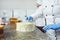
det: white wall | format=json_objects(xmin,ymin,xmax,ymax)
[
  {"xmin": 0, "ymin": 0, "xmax": 36, "ymax": 21},
  {"xmin": 14, "ymin": 9, "xmax": 36, "ymax": 20},
  {"xmin": 0, "ymin": 0, "xmax": 36, "ymax": 9}
]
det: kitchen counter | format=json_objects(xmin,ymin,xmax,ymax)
[{"xmin": 0, "ymin": 25, "xmax": 47, "ymax": 40}]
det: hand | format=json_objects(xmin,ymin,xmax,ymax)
[
  {"xmin": 43, "ymin": 24, "xmax": 57, "ymax": 31},
  {"xmin": 25, "ymin": 16, "xmax": 33, "ymax": 21}
]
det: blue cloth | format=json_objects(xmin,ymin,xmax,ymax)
[
  {"xmin": 43, "ymin": 23, "xmax": 60, "ymax": 31},
  {"xmin": 25, "ymin": 16, "xmax": 33, "ymax": 21}
]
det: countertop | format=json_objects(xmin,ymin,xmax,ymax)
[{"xmin": 0, "ymin": 25, "xmax": 47, "ymax": 40}]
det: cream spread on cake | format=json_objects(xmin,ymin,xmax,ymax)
[{"xmin": 16, "ymin": 21, "xmax": 35, "ymax": 32}]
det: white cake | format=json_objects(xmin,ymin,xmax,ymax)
[{"xmin": 16, "ymin": 21, "xmax": 35, "ymax": 32}]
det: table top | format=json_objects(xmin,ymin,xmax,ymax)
[{"xmin": 0, "ymin": 25, "xmax": 47, "ymax": 40}]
